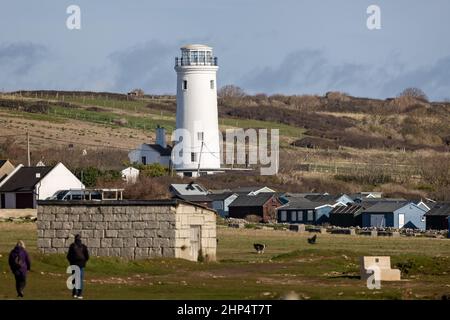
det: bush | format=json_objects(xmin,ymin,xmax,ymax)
[
  {"xmin": 244, "ymin": 214, "xmax": 262, "ymax": 223},
  {"xmin": 74, "ymin": 167, "xmax": 121, "ymax": 187},
  {"xmin": 132, "ymin": 163, "xmax": 168, "ymax": 177}
]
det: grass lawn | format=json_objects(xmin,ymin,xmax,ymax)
[{"xmin": 0, "ymin": 222, "xmax": 449, "ymax": 300}]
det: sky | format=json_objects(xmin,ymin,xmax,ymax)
[{"xmin": 0, "ymin": 0, "xmax": 450, "ymax": 100}]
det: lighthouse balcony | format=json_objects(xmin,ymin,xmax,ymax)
[{"xmin": 175, "ymin": 56, "xmax": 218, "ymax": 67}]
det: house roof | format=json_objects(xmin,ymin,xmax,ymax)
[
  {"xmin": 169, "ymin": 183, "xmax": 208, "ymax": 196},
  {"xmin": 304, "ymin": 194, "xmax": 345, "ymax": 203},
  {"xmin": 281, "ymin": 197, "xmax": 330, "ymax": 210},
  {"xmin": 232, "ymin": 186, "xmax": 276, "ymax": 194},
  {"xmin": 228, "ymin": 193, "xmax": 276, "ymax": 207},
  {"xmin": 0, "ymin": 166, "xmax": 53, "ymax": 193},
  {"xmin": 425, "ymin": 202, "xmax": 450, "ymax": 216},
  {"xmin": 330, "ymin": 204, "xmax": 364, "ymax": 215},
  {"xmin": 144, "ymin": 144, "xmax": 172, "ymax": 156},
  {"xmin": 362, "ymin": 201, "xmax": 410, "ymax": 213},
  {"xmin": 173, "ymin": 194, "xmax": 212, "ymax": 203},
  {"xmin": 208, "ymin": 192, "xmax": 236, "ymax": 201},
  {"xmin": 360, "ymin": 198, "xmax": 406, "ymax": 208}
]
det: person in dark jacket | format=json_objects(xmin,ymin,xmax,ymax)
[
  {"xmin": 8, "ymin": 240, "xmax": 31, "ymax": 298},
  {"xmin": 67, "ymin": 234, "xmax": 89, "ymax": 299}
]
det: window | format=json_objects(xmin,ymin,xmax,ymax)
[
  {"xmin": 291, "ymin": 211, "xmax": 297, "ymax": 222},
  {"xmin": 192, "ymin": 50, "xmax": 198, "ymax": 64},
  {"xmin": 307, "ymin": 210, "xmax": 314, "ymax": 221},
  {"xmin": 183, "ymin": 80, "xmax": 188, "ymax": 90},
  {"xmin": 210, "ymin": 80, "xmax": 215, "ymax": 89},
  {"xmin": 199, "ymin": 51, "xmax": 206, "ymax": 64},
  {"xmin": 197, "ymin": 132, "xmax": 204, "ymax": 141},
  {"xmin": 141, "ymin": 156, "xmax": 147, "ymax": 165},
  {"xmin": 191, "ymin": 152, "xmax": 197, "ymax": 162},
  {"xmin": 280, "ymin": 211, "xmax": 287, "ymax": 222},
  {"xmin": 421, "ymin": 215, "xmax": 425, "ymax": 222}
]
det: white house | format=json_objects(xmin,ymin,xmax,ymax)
[
  {"xmin": 128, "ymin": 126, "xmax": 172, "ymax": 167},
  {"xmin": 121, "ymin": 167, "xmax": 140, "ymax": 184},
  {"xmin": 0, "ymin": 162, "xmax": 84, "ymax": 209}
]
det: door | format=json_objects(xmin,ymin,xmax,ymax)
[
  {"xmin": 398, "ymin": 213, "xmax": 405, "ymax": 228},
  {"xmin": 370, "ymin": 214, "xmax": 385, "ymax": 228},
  {"xmin": 16, "ymin": 193, "xmax": 34, "ymax": 209},
  {"xmin": 190, "ymin": 225, "xmax": 201, "ymax": 261},
  {"xmin": 0, "ymin": 194, "xmax": 5, "ymax": 208}
]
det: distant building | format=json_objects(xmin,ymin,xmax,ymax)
[
  {"xmin": 209, "ymin": 192, "xmax": 238, "ymax": 217},
  {"xmin": 233, "ymin": 186, "xmax": 276, "ymax": 196},
  {"xmin": 128, "ymin": 126, "xmax": 172, "ymax": 166},
  {"xmin": 361, "ymin": 201, "xmax": 428, "ymax": 230},
  {"xmin": 169, "ymin": 182, "xmax": 209, "ymax": 196},
  {"xmin": 121, "ymin": 167, "xmax": 139, "ymax": 184},
  {"xmin": 329, "ymin": 204, "xmax": 364, "ymax": 227},
  {"xmin": 424, "ymin": 202, "xmax": 450, "ymax": 230},
  {"xmin": 228, "ymin": 193, "xmax": 282, "ymax": 223},
  {"xmin": 127, "ymin": 88, "xmax": 144, "ymax": 97},
  {"xmin": 0, "ymin": 162, "xmax": 84, "ymax": 209},
  {"xmin": 169, "ymin": 182, "xmax": 212, "ymax": 207},
  {"xmin": 277, "ymin": 197, "xmax": 342, "ymax": 225}
]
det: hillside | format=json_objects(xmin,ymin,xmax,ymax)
[{"xmin": 0, "ymin": 90, "xmax": 449, "ymax": 200}]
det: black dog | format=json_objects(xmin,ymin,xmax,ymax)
[
  {"xmin": 254, "ymin": 243, "xmax": 266, "ymax": 254},
  {"xmin": 307, "ymin": 235, "xmax": 317, "ymax": 244}
]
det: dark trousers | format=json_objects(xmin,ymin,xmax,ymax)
[
  {"xmin": 71, "ymin": 267, "xmax": 84, "ymax": 296},
  {"xmin": 14, "ymin": 274, "xmax": 26, "ymax": 296}
]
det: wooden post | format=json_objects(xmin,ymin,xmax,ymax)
[{"xmin": 27, "ymin": 132, "xmax": 31, "ymax": 166}]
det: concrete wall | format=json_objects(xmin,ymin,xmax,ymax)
[{"xmin": 36, "ymin": 200, "xmax": 216, "ymax": 262}]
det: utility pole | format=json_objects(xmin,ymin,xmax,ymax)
[
  {"xmin": 27, "ymin": 132, "xmax": 31, "ymax": 166},
  {"xmin": 197, "ymin": 142, "xmax": 204, "ymax": 177}
]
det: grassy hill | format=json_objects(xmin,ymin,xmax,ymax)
[
  {"xmin": 0, "ymin": 222, "xmax": 449, "ymax": 300},
  {"xmin": 0, "ymin": 90, "xmax": 449, "ymax": 200}
]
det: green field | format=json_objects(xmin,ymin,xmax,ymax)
[{"xmin": 0, "ymin": 222, "xmax": 449, "ymax": 300}]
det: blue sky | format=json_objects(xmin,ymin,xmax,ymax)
[{"xmin": 1, "ymin": 0, "xmax": 450, "ymax": 100}]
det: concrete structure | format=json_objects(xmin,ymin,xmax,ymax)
[
  {"xmin": 0, "ymin": 163, "xmax": 84, "ymax": 209},
  {"xmin": 36, "ymin": 200, "xmax": 216, "ymax": 262},
  {"xmin": 360, "ymin": 256, "xmax": 401, "ymax": 282},
  {"xmin": 121, "ymin": 167, "xmax": 140, "ymax": 184},
  {"xmin": 173, "ymin": 44, "xmax": 221, "ymax": 177}
]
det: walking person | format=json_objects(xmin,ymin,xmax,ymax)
[
  {"xmin": 67, "ymin": 234, "xmax": 89, "ymax": 299},
  {"xmin": 8, "ymin": 240, "xmax": 31, "ymax": 298}
]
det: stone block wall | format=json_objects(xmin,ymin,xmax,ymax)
[{"xmin": 37, "ymin": 200, "xmax": 216, "ymax": 261}]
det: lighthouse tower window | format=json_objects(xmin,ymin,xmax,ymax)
[
  {"xmin": 191, "ymin": 152, "xmax": 197, "ymax": 162},
  {"xmin": 197, "ymin": 132, "xmax": 204, "ymax": 141},
  {"xmin": 210, "ymin": 80, "xmax": 214, "ymax": 89},
  {"xmin": 183, "ymin": 80, "xmax": 188, "ymax": 90}
]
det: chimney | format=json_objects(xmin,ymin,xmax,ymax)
[{"xmin": 156, "ymin": 125, "xmax": 167, "ymax": 148}]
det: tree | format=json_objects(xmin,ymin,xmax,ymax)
[
  {"xmin": 218, "ymin": 85, "xmax": 246, "ymax": 99},
  {"xmin": 398, "ymin": 87, "xmax": 428, "ymax": 102}
]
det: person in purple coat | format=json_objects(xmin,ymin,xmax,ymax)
[{"xmin": 8, "ymin": 240, "xmax": 31, "ymax": 298}]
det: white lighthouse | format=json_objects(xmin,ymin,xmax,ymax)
[{"xmin": 173, "ymin": 44, "xmax": 222, "ymax": 177}]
